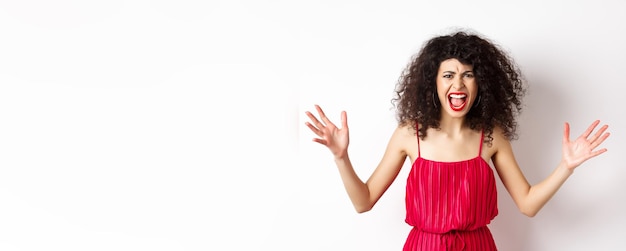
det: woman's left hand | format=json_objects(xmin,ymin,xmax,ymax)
[{"xmin": 562, "ymin": 120, "xmax": 610, "ymax": 170}]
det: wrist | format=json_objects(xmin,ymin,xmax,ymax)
[
  {"xmin": 334, "ymin": 153, "xmax": 350, "ymax": 163},
  {"xmin": 332, "ymin": 148, "xmax": 349, "ymax": 159},
  {"xmin": 558, "ymin": 160, "xmax": 576, "ymax": 175}
]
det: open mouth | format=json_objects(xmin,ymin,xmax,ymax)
[{"xmin": 448, "ymin": 92, "xmax": 467, "ymax": 111}]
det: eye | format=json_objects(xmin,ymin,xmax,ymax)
[
  {"xmin": 463, "ymin": 72, "xmax": 474, "ymax": 78},
  {"xmin": 443, "ymin": 74, "xmax": 453, "ymax": 78}
]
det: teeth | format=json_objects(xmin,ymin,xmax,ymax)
[{"xmin": 449, "ymin": 94, "xmax": 466, "ymax": 98}]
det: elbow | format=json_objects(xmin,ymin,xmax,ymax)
[
  {"xmin": 353, "ymin": 195, "xmax": 375, "ymax": 213},
  {"xmin": 355, "ymin": 205, "xmax": 372, "ymax": 214},
  {"xmin": 520, "ymin": 207, "xmax": 538, "ymax": 218},
  {"xmin": 521, "ymin": 210, "xmax": 537, "ymax": 218},
  {"xmin": 354, "ymin": 202, "xmax": 373, "ymax": 213}
]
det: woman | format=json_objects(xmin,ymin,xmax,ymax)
[{"xmin": 304, "ymin": 31, "xmax": 610, "ymax": 250}]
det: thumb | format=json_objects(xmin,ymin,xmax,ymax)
[
  {"xmin": 563, "ymin": 122, "xmax": 570, "ymax": 144},
  {"xmin": 341, "ymin": 111, "xmax": 348, "ymax": 129}
]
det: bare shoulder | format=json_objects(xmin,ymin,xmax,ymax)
[
  {"xmin": 394, "ymin": 122, "xmax": 416, "ymax": 136},
  {"xmin": 392, "ymin": 121, "xmax": 418, "ymax": 141},
  {"xmin": 483, "ymin": 125, "xmax": 511, "ymax": 160},
  {"xmin": 389, "ymin": 121, "xmax": 419, "ymax": 160}
]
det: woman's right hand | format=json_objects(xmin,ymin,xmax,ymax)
[{"xmin": 305, "ymin": 105, "xmax": 349, "ymax": 158}]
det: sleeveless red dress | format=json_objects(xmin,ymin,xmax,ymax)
[{"xmin": 403, "ymin": 126, "xmax": 498, "ymax": 250}]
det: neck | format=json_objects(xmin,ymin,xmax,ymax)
[{"xmin": 438, "ymin": 113, "xmax": 467, "ymax": 135}]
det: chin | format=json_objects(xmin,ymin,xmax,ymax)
[{"xmin": 443, "ymin": 101, "xmax": 471, "ymax": 117}]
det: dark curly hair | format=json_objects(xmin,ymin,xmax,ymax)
[{"xmin": 392, "ymin": 31, "xmax": 526, "ymax": 144}]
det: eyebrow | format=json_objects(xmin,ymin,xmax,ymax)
[{"xmin": 442, "ymin": 70, "xmax": 474, "ymax": 74}]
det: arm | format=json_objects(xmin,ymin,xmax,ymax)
[
  {"xmin": 492, "ymin": 120, "xmax": 610, "ymax": 217},
  {"xmin": 305, "ymin": 105, "xmax": 408, "ymax": 213}
]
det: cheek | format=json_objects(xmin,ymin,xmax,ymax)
[
  {"xmin": 468, "ymin": 81, "xmax": 478, "ymax": 94},
  {"xmin": 435, "ymin": 81, "xmax": 448, "ymax": 94},
  {"xmin": 436, "ymin": 85, "xmax": 448, "ymax": 99}
]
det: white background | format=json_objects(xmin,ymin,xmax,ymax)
[{"xmin": 0, "ymin": 1, "xmax": 624, "ymax": 251}]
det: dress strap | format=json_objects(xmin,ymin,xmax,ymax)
[
  {"xmin": 478, "ymin": 129, "xmax": 485, "ymax": 157},
  {"xmin": 416, "ymin": 120, "xmax": 421, "ymax": 158}
]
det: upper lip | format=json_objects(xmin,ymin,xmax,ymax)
[{"xmin": 448, "ymin": 92, "xmax": 467, "ymax": 98}]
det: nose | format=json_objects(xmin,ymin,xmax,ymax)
[{"xmin": 452, "ymin": 77, "xmax": 465, "ymax": 89}]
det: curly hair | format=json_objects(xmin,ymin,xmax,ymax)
[{"xmin": 392, "ymin": 31, "xmax": 526, "ymax": 144}]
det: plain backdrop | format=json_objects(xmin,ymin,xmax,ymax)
[{"xmin": 0, "ymin": 1, "xmax": 624, "ymax": 251}]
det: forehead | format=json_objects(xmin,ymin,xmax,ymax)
[{"xmin": 438, "ymin": 58, "xmax": 473, "ymax": 72}]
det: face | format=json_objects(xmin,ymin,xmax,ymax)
[{"xmin": 436, "ymin": 58, "xmax": 478, "ymax": 118}]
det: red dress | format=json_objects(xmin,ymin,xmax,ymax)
[{"xmin": 403, "ymin": 127, "xmax": 498, "ymax": 251}]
